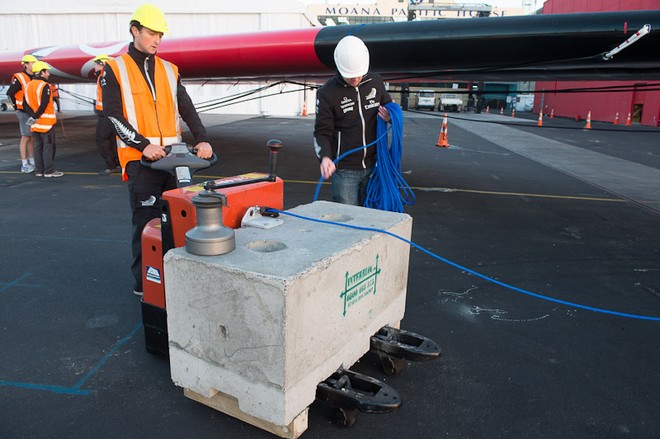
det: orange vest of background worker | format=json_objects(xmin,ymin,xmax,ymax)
[
  {"xmin": 105, "ymin": 55, "xmax": 181, "ymax": 181},
  {"xmin": 95, "ymin": 74, "xmax": 104, "ymax": 112},
  {"xmin": 25, "ymin": 76, "xmax": 56, "ymax": 133},
  {"xmin": 7, "ymin": 54, "xmax": 38, "ymax": 173},
  {"xmin": 93, "ymin": 54, "xmax": 110, "ymax": 113},
  {"xmin": 49, "ymin": 83, "xmax": 61, "ymax": 112},
  {"xmin": 10, "ymin": 71, "xmax": 30, "ymax": 111},
  {"xmin": 24, "ymin": 61, "xmax": 63, "ymax": 177}
]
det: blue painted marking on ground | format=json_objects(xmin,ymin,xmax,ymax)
[
  {"xmin": 0, "ymin": 380, "xmax": 92, "ymax": 396},
  {"xmin": 0, "ymin": 322, "xmax": 141, "ymax": 396},
  {"xmin": 71, "ymin": 322, "xmax": 142, "ymax": 392},
  {"xmin": 0, "ymin": 272, "xmax": 38, "ymax": 296}
]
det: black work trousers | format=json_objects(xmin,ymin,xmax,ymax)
[
  {"xmin": 33, "ymin": 129, "xmax": 56, "ymax": 174},
  {"xmin": 126, "ymin": 161, "xmax": 176, "ymax": 292},
  {"xmin": 96, "ymin": 115, "xmax": 119, "ymax": 169}
]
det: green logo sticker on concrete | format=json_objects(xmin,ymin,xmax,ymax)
[{"xmin": 340, "ymin": 255, "xmax": 381, "ymax": 316}]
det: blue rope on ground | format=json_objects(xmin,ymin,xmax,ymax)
[
  {"xmin": 365, "ymin": 102, "xmax": 415, "ymax": 212},
  {"xmin": 265, "ymin": 208, "xmax": 660, "ymax": 322}
]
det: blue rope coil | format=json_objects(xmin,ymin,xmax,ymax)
[
  {"xmin": 313, "ymin": 102, "xmax": 415, "ymax": 212},
  {"xmin": 364, "ymin": 102, "xmax": 416, "ymax": 212}
]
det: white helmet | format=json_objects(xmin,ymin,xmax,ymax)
[{"xmin": 334, "ymin": 35, "xmax": 369, "ymax": 78}]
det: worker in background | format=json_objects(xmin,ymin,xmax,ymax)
[
  {"xmin": 49, "ymin": 83, "xmax": 61, "ymax": 112},
  {"xmin": 24, "ymin": 61, "xmax": 63, "ymax": 178},
  {"xmin": 6, "ymin": 54, "xmax": 37, "ymax": 173},
  {"xmin": 101, "ymin": 4, "xmax": 214, "ymax": 297},
  {"xmin": 314, "ymin": 35, "xmax": 391, "ymax": 206},
  {"xmin": 91, "ymin": 54, "xmax": 120, "ymax": 175}
]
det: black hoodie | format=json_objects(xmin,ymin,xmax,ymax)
[{"xmin": 314, "ymin": 72, "xmax": 391, "ymax": 170}]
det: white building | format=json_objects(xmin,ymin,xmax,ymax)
[
  {"xmin": 0, "ymin": 0, "xmax": 316, "ymax": 116},
  {"xmin": 0, "ymin": 1, "xmax": 528, "ymax": 115}
]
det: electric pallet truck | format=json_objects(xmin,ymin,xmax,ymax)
[{"xmin": 139, "ymin": 141, "xmax": 284, "ymax": 356}]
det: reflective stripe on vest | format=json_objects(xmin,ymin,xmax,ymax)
[
  {"xmin": 11, "ymin": 72, "xmax": 30, "ymax": 110},
  {"xmin": 108, "ymin": 55, "xmax": 182, "ymax": 180},
  {"xmin": 25, "ymin": 81, "xmax": 55, "ymax": 133}
]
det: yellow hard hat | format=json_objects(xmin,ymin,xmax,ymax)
[
  {"xmin": 21, "ymin": 54, "xmax": 38, "ymax": 64},
  {"xmin": 32, "ymin": 61, "xmax": 50, "ymax": 74},
  {"xmin": 92, "ymin": 54, "xmax": 112, "ymax": 64},
  {"xmin": 130, "ymin": 4, "xmax": 169, "ymax": 33}
]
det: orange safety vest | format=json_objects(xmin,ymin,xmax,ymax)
[
  {"xmin": 95, "ymin": 75, "xmax": 103, "ymax": 112},
  {"xmin": 106, "ymin": 54, "xmax": 181, "ymax": 181},
  {"xmin": 49, "ymin": 84, "xmax": 59, "ymax": 98},
  {"xmin": 10, "ymin": 71, "xmax": 30, "ymax": 110},
  {"xmin": 24, "ymin": 80, "xmax": 56, "ymax": 133}
]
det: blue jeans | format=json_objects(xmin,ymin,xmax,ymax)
[{"xmin": 332, "ymin": 166, "xmax": 373, "ymax": 206}]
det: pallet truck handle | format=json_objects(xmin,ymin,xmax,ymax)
[{"xmin": 140, "ymin": 143, "xmax": 218, "ymax": 173}]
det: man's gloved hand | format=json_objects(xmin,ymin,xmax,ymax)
[{"xmin": 26, "ymin": 117, "xmax": 36, "ymax": 126}]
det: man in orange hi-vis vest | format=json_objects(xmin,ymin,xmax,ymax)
[
  {"xmin": 92, "ymin": 54, "xmax": 120, "ymax": 175},
  {"xmin": 101, "ymin": 4, "xmax": 214, "ymax": 297},
  {"xmin": 49, "ymin": 83, "xmax": 60, "ymax": 112},
  {"xmin": 6, "ymin": 54, "xmax": 37, "ymax": 173},
  {"xmin": 24, "ymin": 61, "xmax": 63, "ymax": 178}
]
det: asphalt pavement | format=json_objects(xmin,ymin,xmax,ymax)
[{"xmin": 1, "ymin": 109, "xmax": 659, "ymax": 439}]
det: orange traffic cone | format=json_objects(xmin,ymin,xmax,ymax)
[
  {"xmin": 537, "ymin": 111, "xmax": 543, "ymax": 127},
  {"xmin": 613, "ymin": 112, "xmax": 620, "ymax": 125},
  {"xmin": 486, "ymin": 105, "xmax": 490, "ymax": 113},
  {"xmin": 550, "ymin": 109, "xmax": 554, "ymax": 119},
  {"xmin": 436, "ymin": 113, "xmax": 449, "ymax": 148},
  {"xmin": 301, "ymin": 101, "xmax": 308, "ymax": 117},
  {"xmin": 500, "ymin": 107, "xmax": 504, "ymax": 115},
  {"xmin": 511, "ymin": 109, "xmax": 516, "ymax": 118},
  {"xmin": 625, "ymin": 112, "xmax": 632, "ymax": 126},
  {"xmin": 585, "ymin": 111, "xmax": 592, "ymax": 129}
]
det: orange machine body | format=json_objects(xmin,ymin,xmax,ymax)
[{"xmin": 142, "ymin": 173, "xmax": 284, "ymax": 309}]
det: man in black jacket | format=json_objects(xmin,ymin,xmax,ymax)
[
  {"xmin": 314, "ymin": 35, "xmax": 391, "ymax": 206},
  {"xmin": 91, "ymin": 54, "xmax": 120, "ymax": 175}
]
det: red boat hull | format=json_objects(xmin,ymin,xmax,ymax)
[{"xmin": 2, "ymin": 11, "xmax": 660, "ymax": 84}]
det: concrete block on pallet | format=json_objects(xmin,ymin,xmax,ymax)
[{"xmin": 164, "ymin": 201, "xmax": 412, "ymax": 431}]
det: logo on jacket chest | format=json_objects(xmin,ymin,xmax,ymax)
[
  {"xmin": 364, "ymin": 87, "xmax": 380, "ymax": 110},
  {"xmin": 340, "ymin": 96, "xmax": 354, "ymax": 114},
  {"xmin": 340, "ymin": 87, "xmax": 379, "ymax": 114}
]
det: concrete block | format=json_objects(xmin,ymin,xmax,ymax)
[{"xmin": 164, "ymin": 201, "xmax": 412, "ymax": 432}]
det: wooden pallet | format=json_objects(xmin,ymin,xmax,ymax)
[{"xmin": 183, "ymin": 388, "xmax": 309, "ymax": 438}]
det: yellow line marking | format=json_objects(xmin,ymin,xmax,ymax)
[
  {"xmin": 280, "ymin": 178, "xmax": 628, "ymax": 203},
  {"xmin": 414, "ymin": 187, "xmax": 626, "ymax": 202},
  {"xmin": 3, "ymin": 171, "xmax": 657, "ymax": 205}
]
